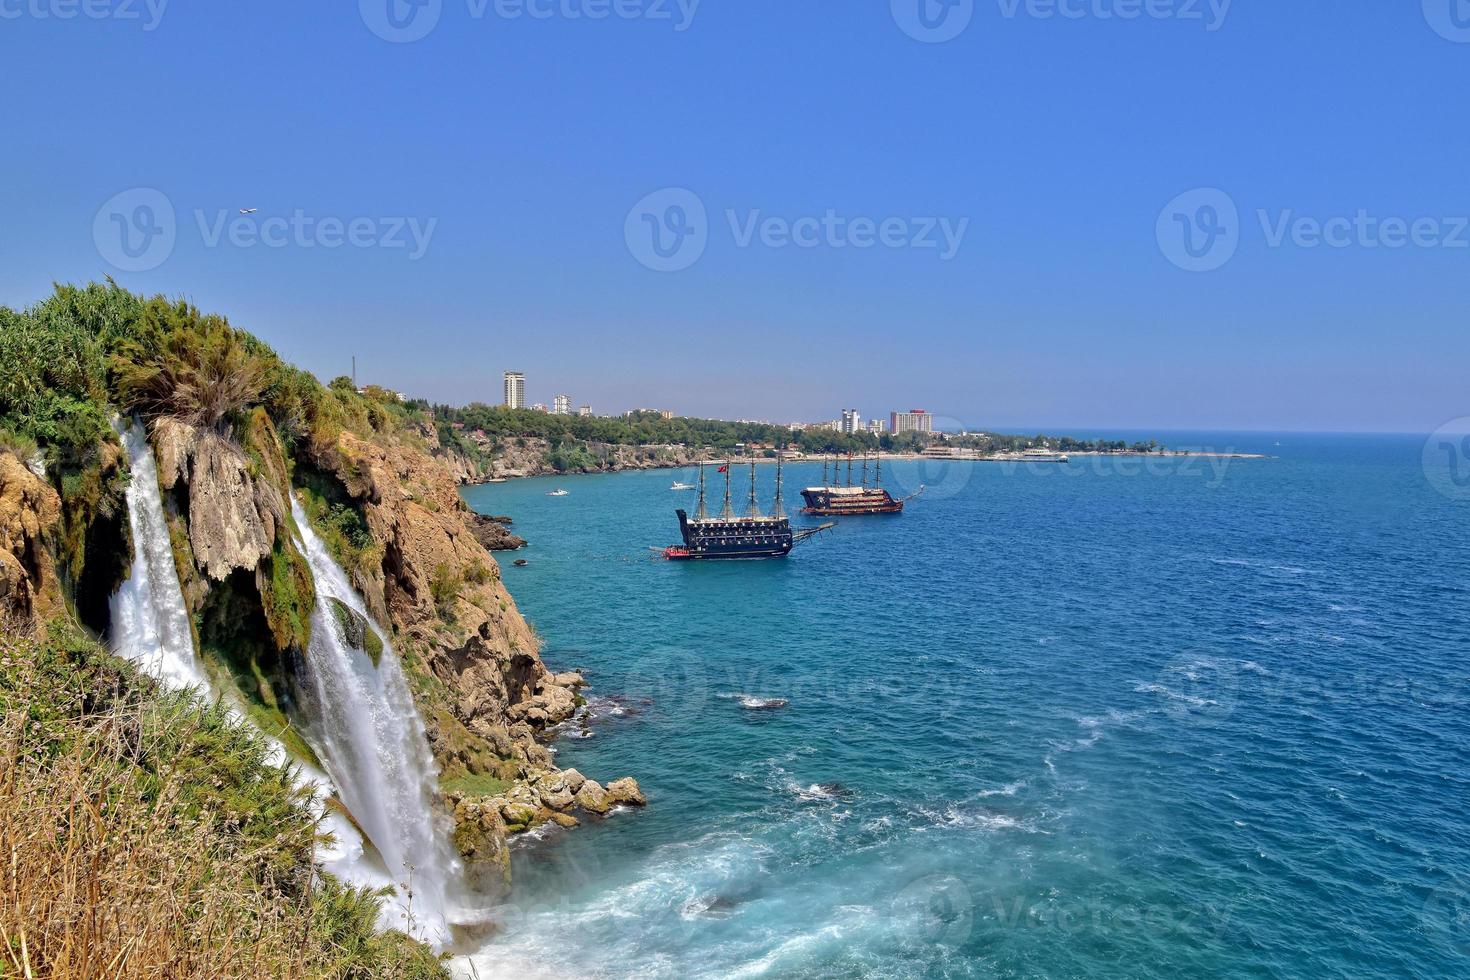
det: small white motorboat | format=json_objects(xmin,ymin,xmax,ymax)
[
  {"xmin": 546, "ymin": 489, "xmax": 569, "ymax": 497},
  {"xmin": 670, "ymin": 481, "xmax": 695, "ymax": 490}
]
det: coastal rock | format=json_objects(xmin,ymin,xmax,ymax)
[
  {"xmin": 498, "ymin": 798, "xmax": 538, "ymax": 828},
  {"xmin": 0, "ymin": 451, "xmax": 62, "ymax": 624},
  {"xmin": 553, "ymin": 671, "xmax": 587, "ymax": 688},
  {"xmin": 535, "ymin": 774, "xmax": 576, "ymax": 810},
  {"xmin": 450, "ymin": 796, "xmax": 512, "ymax": 897},
  {"xmin": 470, "ymin": 512, "xmax": 526, "ymax": 552},
  {"xmin": 507, "ymin": 682, "xmax": 578, "ymax": 727},
  {"xmin": 574, "ymin": 779, "xmax": 612, "ymax": 815},
  {"xmin": 606, "ymin": 777, "xmax": 647, "ymax": 807}
]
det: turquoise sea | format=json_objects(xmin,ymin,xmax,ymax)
[{"xmin": 459, "ymin": 433, "xmax": 1470, "ymax": 979}]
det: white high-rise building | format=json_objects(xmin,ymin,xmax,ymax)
[
  {"xmin": 503, "ymin": 371, "xmax": 525, "ymax": 409},
  {"xmin": 553, "ymin": 394, "xmax": 571, "ymax": 415},
  {"xmin": 867, "ymin": 418, "xmax": 886, "ymax": 435},
  {"xmin": 890, "ymin": 409, "xmax": 933, "ymax": 435},
  {"xmin": 841, "ymin": 408, "xmax": 862, "ymax": 434},
  {"xmin": 578, "ymin": 405, "xmax": 592, "ymax": 417}
]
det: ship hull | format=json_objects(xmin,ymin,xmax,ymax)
[
  {"xmin": 799, "ymin": 488, "xmax": 904, "ymax": 516},
  {"xmin": 667, "ymin": 509, "xmax": 795, "ymax": 560}
]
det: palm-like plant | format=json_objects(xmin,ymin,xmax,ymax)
[{"xmin": 111, "ymin": 299, "xmax": 268, "ymax": 433}]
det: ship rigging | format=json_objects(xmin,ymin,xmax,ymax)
[
  {"xmin": 799, "ymin": 451, "xmax": 923, "ymax": 516},
  {"xmin": 663, "ymin": 452, "xmax": 832, "ymax": 560}
]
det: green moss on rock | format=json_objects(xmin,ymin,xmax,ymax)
[
  {"xmin": 258, "ymin": 538, "xmax": 313, "ymax": 655},
  {"xmin": 328, "ymin": 596, "xmax": 383, "ymax": 667}
]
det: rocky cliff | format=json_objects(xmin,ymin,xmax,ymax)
[
  {"xmin": 438, "ymin": 434, "xmax": 702, "ymax": 484},
  {"xmin": 292, "ymin": 420, "xmax": 644, "ymax": 889},
  {"xmin": 2, "ymin": 283, "xmax": 643, "ymax": 918},
  {"xmin": 0, "ymin": 451, "xmax": 62, "ymax": 624},
  {"xmin": 144, "ymin": 407, "xmax": 643, "ymax": 894}
]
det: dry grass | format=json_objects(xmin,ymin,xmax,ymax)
[{"xmin": 0, "ymin": 622, "xmax": 446, "ymax": 979}]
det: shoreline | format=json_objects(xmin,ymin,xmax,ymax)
[{"xmin": 457, "ymin": 449, "xmax": 1271, "ymax": 485}]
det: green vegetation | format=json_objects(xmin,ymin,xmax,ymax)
[
  {"xmin": 260, "ymin": 538, "xmax": 315, "ymax": 654},
  {"xmin": 330, "ymin": 597, "xmax": 385, "ymax": 668},
  {"xmin": 433, "ymin": 404, "xmax": 880, "ymax": 456},
  {"xmin": 428, "ymin": 562, "xmax": 463, "ymax": 619},
  {"xmin": 0, "ymin": 621, "xmax": 445, "ymax": 979},
  {"xmin": 431, "ymin": 405, "xmax": 1167, "ymax": 467},
  {"xmin": 112, "ymin": 299, "xmax": 269, "ymax": 432},
  {"xmin": 0, "ymin": 283, "xmax": 492, "ymax": 973},
  {"xmin": 295, "ymin": 463, "xmax": 384, "ymax": 580},
  {"xmin": 440, "ymin": 773, "xmax": 512, "ymax": 798}
]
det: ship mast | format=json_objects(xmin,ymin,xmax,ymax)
[
  {"xmin": 822, "ymin": 455, "xmax": 830, "ymax": 486},
  {"xmin": 846, "ymin": 454, "xmax": 853, "ymax": 487},
  {"xmin": 719, "ymin": 461, "xmax": 735, "ymax": 519},
  {"xmin": 875, "ymin": 450, "xmax": 882, "ymax": 487},
  {"xmin": 746, "ymin": 460, "xmax": 762, "ymax": 517},
  {"xmin": 695, "ymin": 461, "xmax": 709, "ymax": 520},
  {"xmin": 861, "ymin": 452, "xmax": 869, "ymax": 486},
  {"xmin": 772, "ymin": 448, "xmax": 786, "ymax": 518}
]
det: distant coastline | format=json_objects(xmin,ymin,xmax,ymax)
[{"xmin": 448, "ymin": 447, "xmax": 1270, "ymax": 485}]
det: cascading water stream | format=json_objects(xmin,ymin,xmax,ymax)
[
  {"xmin": 109, "ymin": 419, "xmax": 209, "ymax": 692},
  {"xmin": 288, "ymin": 496, "xmax": 462, "ymax": 947},
  {"xmin": 107, "ymin": 418, "xmax": 436, "ymax": 943}
]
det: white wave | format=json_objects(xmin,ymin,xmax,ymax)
[{"xmin": 977, "ymin": 780, "xmax": 1027, "ymax": 798}]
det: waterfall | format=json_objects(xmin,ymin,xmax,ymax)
[
  {"xmin": 288, "ymin": 496, "xmax": 462, "ymax": 947},
  {"xmin": 108, "ymin": 419, "xmax": 441, "ymax": 945},
  {"xmin": 110, "ymin": 419, "xmax": 209, "ymax": 692}
]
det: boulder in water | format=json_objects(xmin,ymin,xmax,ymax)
[
  {"xmin": 535, "ymin": 773, "xmax": 576, "ymax": 810},
  {"xmin": 606, "ymin": 777, "xmax": 647, "ymax": 807},
  {"xmin": 499, "ymin": 798, "xmax": 538, "ymax": 829},
  {"xmin": 574, "ymin": 779, "xmax": 612, "ymax": 815},
  {"xmin": 560, "ymin": 768, "xmax": 587, "ymax": 793}
]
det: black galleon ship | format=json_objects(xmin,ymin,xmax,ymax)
[{"xmin": 663, "ymin": 454, "xmax": 832, "ymax": 560}]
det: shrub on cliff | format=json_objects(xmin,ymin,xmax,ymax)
[
  {"xmin": 0, "ymin": 282, "xmax": 129, "ymax": 465},
  {"xmin": 111, "ymin": 299, "xmax": 268, "ymax": 433},
  {"xmin": 0, "ymin": 621, "xmax": 447, "ymax": 979}
]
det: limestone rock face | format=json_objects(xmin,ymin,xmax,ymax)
[
  {"xmin": 0, "ymin": 451, "xmax": 62, "ymax": 624},
  {"xmin": 304, "ymin": 429, "xmax": 582, "ymax": 752},
  {"xmin": 153, "ymin": 417, "xmax": 281, "ymax": 581},
  {"xmin": 298, "ymin": 422, "xmax": 637, "ymax": 873},
  {"xmin": 450, "ymin": 794, "xmax": 512, "ymax": 898}
]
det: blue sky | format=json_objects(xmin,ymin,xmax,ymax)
[{"xmin": 2, "ymin": 1, "xmax": 1467, "ymax": 432}]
